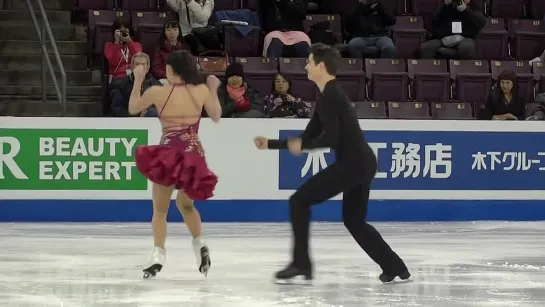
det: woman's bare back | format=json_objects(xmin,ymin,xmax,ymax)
[{"xmin": 152, "ymin": 84, "xmax": 210, "ymax": 131}]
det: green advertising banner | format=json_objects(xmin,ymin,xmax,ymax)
[{"xmin": 0, "ymin": 128, "xmax": 148, "ymax": 190}]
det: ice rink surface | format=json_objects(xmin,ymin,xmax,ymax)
[{"xmin": 1, "ymin": 222, "xmax": 544, "ymax": 307}]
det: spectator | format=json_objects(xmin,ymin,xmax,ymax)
[
  {"xmin": 479, "ymin": 70, "xmax": 526, "ymax": 120},
  {"xmin": 152, "ymin": 21, "xmax": 185, "ymax": 84},
  {"xmin": 419, "ymin": 0, "xmax": 485, "ymax": 60},
  {"xmin": 217, "ymin": 63, "xmax": 266, "ymax": 118},
  {"xmin": 104, "ymin": 19, "xmax": 142, "ymax": 85},
  {"xmin": 347, "ymin": 0, "xmax": 397, "ymax": 59},
  {"xmin": 110, "ymin": 53, "xmax": 160, "ymax": 117},
  {"xmin": 529, "ymin": 50, "xmax": 545, "ymax": 66},
  {"xmin": 527, "ymin": 93, "xmax": 545, "ymax": 120},
  {"xmin": 262, "ymin": 73, "xmax": 311, "ymax": 118},
  {"xmin": 260, "ymin": 0, "xmax": 311, "ymax": 58},
  {"xmin": 166, "ymin": 0, "xmax": 215, "ymax": 55}
]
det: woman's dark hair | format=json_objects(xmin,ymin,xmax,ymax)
[
  {"xmin": 111, "ymin": 18, "xmax": 133, "ymax": 39},
  {"xmin": 271, "ymin": 73, "xmax": 293, "ymax": 94},
  {"xmin": 157, "ymin": 20, "xmax": 183, "ymax": 52},
  {"xmin": 165, "ymin": 50, "xmax": 204, "ymax": 85},
  {"xmin": 495, "ymin": 69, "xmax": 519, "ymax": 97}
]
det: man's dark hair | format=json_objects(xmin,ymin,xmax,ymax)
[{"xmin": 309, "ymin": 43, "xmax": 341, "ymax": 76}]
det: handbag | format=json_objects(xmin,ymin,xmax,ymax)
[{"xmin": 198, "ymin": 50, "xmax": 229, "ymax": 72}]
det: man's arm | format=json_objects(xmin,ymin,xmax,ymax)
[
  {"xmin": 300, "ymin": 89, "xmax": 340, "ymax": 150},
  {"xmin": 267, "ymin": 109, "xmax": 323, "ymax": 150}
]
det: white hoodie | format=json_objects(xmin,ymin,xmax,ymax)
[{"xmin": 166, "ymin": 0, "xmax": 215, "ymax": 36}]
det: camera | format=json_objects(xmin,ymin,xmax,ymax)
[{"xmin": 121, "ymin": 29, "xmax": 129, "ymax": 38}]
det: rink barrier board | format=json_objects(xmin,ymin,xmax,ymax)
[
  {"xmin": 1, "ymin": 117, "xmax": 545, "ymax": 222},
  {"xmin": 2, "ymin": 200, "xmax": 545, "ymax": 222}
]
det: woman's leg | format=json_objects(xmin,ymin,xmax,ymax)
[
  {"xmin": 175, "ymin": 190, "xmax": 201, "ymax": 238},
  {"xmin": 176, "ymin": 190, "xmax": 211, "ymax": 276},
  {"xmin": 152, "ymin": 183, "xmax": 175, "ymax": 249},
  {"xmin": 143, "ymin": 183, "xmax": 174, "ymax": 279}
]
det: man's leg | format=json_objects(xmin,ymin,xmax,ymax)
[
  {"xmin": 419, "ymin": 39, "xmax": 443, "ymax": 59},
  {"xmin": 275, "ymin": 163, "xmax": 345, "ymax": 281},
  {"xmin": 456, "ymin": 38, "xmax": 477, "ymax": 60},
  {"xmin": 342, "ymin": 183, "xmax": 410, "ymax": 282},
  {"xmin": 375, "ymin": 36, "xmax": 397, "ymax": 58},
  {"xmin": 347, "ymin": 37, "xmax": 374, "ymax": 58}
]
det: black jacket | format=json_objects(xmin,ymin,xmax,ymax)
[
  {"xmin": 348, "ymin": 1, "xmax": 396, "ymax": 38},
  {"xmin": 433, "ymin": 2, "xmax": 486, "ymax": 39},
  {"xmin": 479, "ymin": 87, "xmax": 526, "ymax": 120},
  {"xmin": 110, "ymin": 73, "xmax": 161, "ymax": 117},
  {"xmin": 261, "ymin": 0, "xmax": 307, "ymax": 33}
]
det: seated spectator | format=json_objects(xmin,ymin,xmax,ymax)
[
  {"xmin": 152, "ymin": 21, "xmax": 185, "ymax": 84},
  {"xmin": 260, "ymin": 0, "xmax": 311, "ymax": 58},
  {"xmin": 526, "ymin": 93, "xmax": 545, "ymax": 120},
  {"xmin": 166, "ymin": 0, "xmax": 217, "ymax": 55},
  {"xmin": 110, "ymin": 53, "xmax": 160, "ymax": 117},
  {"xmin": 529, "ymin": 50, "xmax": 545, "ymax": 66},
  {"xmin": 479, "ymin": 70, "xmax": 526, "ymax": 120},
  {"xmin": 347, "ymin": 0, "xmax": 397, "ymax": 59},
  {"xmin": 217, "ymin": 63, "xmax": 266, "ymax": 118},
  {"xmin": 104, "ymin": 19, "xmax": 142, "ymax": 85},
  {"xmin": 263, "ymin": 73, "xmax": 311, "ymax": 118},
  {"xmin": 419, "ymin": 0, "xmax": 485, "ymax": 60}
]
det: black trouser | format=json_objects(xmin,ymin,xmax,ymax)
[{"xmin": 289, "ymin": 160, "xmax": 407, "ymax": 275}]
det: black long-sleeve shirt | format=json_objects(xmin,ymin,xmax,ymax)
[
  {"xmin": 348, "ymin": 1, "xmax": 396, "ymax": 38},
  {"xmin": 268, "ymin": 79, "xmax": 375, "ymax": 164},
  {"xmin": 433, "ymin": 3, "xmax": 485, "ymax": 39},
  {"xmin": 261, "ymin": 0, "xmax": 307, "ymax": 33},
  {"xmin": 480, "ymin": 90, "xmax": 527, "ymax": 120}
]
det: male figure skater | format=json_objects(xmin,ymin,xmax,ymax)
[{"xmin": 254, "ymin": 43, "xmax": 410, "ymax": 283}]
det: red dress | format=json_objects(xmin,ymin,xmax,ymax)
[{"xmin": 134, "ymin": 86, "xmax": 218, "ymax": 200}]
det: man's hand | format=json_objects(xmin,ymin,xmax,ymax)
[
  {"xmin": 254, "ymin": 136, "xmax": 269, "ymax": 150},
  {"xmin": 288, "ymin": 137, "xmax": 303, "ymax": 155}
]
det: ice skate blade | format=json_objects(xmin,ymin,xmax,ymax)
[
  {"xmin": 273, "ymin": 276, "xmax": 313, "ymax": 286},
  {"xmin": 198, "ymin": 247, "xmax": 211, "ymax": 277},
  {"xmin": 382, "ymin": 276, "xmax": 413, "ymax": 284},
  {"xmin": 143, "ymin": 264, "xmax": 162, "ymax": 279}
]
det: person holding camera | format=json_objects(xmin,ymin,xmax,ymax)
[
  {"xmin": 104, "ymin": 19, "xmax": 143, "ymax": 84},
  {"xmin": 419, "ymin": 0, "xmax": 485, "ymax": 60},
  {"xmin": 262, "ymin": 73, "xmax": 311, "ymax": 118},
  {"xmin": 346, "ymin": 0, "xmax": 397, "ymax": 59}
]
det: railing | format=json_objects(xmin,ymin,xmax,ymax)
[{"xmin": 25, "ymin": 0, "xmax": 67, "ymax": 116}]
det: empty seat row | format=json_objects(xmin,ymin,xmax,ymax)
[
  {"xmin": 230, "ymin": 57, "xmax": 544, "ymax": 102},
  {"xmin": 348, "ymin": 101, "xmax": 540, "ymax": 120}
]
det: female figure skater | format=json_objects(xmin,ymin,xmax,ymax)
[{"xmin": 128, "ymin": 50, "xmax": 222, "ymax": 279}]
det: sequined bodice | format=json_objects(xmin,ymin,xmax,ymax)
[{"xmin": 159, "ymin": 127, "xmax": 204, "ymax": 156}]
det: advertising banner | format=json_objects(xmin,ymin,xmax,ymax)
[{"xmin": 0, "ymin": 128, "xmax": 148, "ymax": 190}]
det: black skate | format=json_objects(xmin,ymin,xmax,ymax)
[
  {"xmin": 273, "ymin": 264, "xmax": 313, "ymax": 285},
  {"xmin": 143, "ymin": 247, "xmax": 166, "ymax": 279},
  {"xmin": 143, "ymin": 264, "xmax": 163, "ymax": 279},
  {"xmin": 379, "ymin": 270, "xmax": 411, "ymax": 283},
  {"xmin": 197, "ymin": 246, "xmax": 211, "ymax": 277}
]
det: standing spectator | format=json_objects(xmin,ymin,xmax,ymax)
[
  {"xmin": 260, "ymin": 0, "xmax": 311, "ymax": 58},
  {"xmin": 263, "ymin": 73, "xmax": 311, "ymax": 118},
  {"xmin": 479, "ymin": 70, "xmax": 526, "ymax": 120},
  {"xmin": 217, "ymin": 63, "xmax": 266, "ymax": 118},
  {"xmin": 419, "ymin": 0, "xmax": 485, "ymax": 60},
  {"xmin": 104, "ymin": 19, "xmax": 142, "ymax": 85},
  {"xmin": 152, "ymin": 21, "xmax": 185, "ymax": 84},
  {"xmin": 166, "ymin": 0, "xmax": 215, "ymax": 55},
  {"xmin": 347, "ymin": 0, "xmax": 397, "ymax": 59},
  {"xmin": 110, "ymin": 53, "xmax": 160, "ymax": 117}
]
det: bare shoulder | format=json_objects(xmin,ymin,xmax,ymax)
[{"xmin": 186, "ymin": 84, "xmax": 209, "ymax": 97}]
